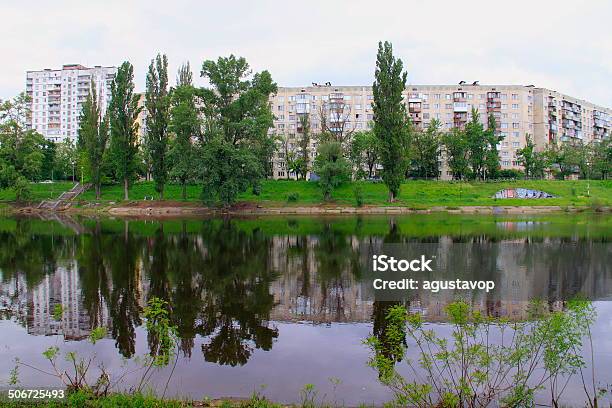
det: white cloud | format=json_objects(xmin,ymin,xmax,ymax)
[{"xmin": 1, "ymin": 0, "xmax": 610, "ymax": 106}]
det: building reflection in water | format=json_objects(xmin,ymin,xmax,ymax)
[{"xmin": 0, "ymin": 217, "xmax": 610, "ymax": 366}]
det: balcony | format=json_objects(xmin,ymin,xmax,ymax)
[
  {"xmin": 453, "ymin": 102, "xmax": 468, "ymax": 112},
  {"xmin": 408, "ymin": 103, "xmax": 422, "ymax": 113},
  {"xmin": 487, "ymin": 101, "xmax": 501, "ymax": 109},
  {"xmin": 453, "ymin": 92, "xmax": 467, "ymax": 102},
  {"xmin": 295, "ymin": 103, "xmax": 310, "ymax": 114},
  {"xmin": 562, "ymin": 120, "xmax": 575, "ymax": 129}
]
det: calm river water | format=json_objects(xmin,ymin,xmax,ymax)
[{"xmin": 0, "ymin": 213, "xmax": 611, "ymax": 406}]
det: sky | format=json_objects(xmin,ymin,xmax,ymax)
[{"xmin": 1, "ymin": 0, "xmax": 611, "ymax": 107}]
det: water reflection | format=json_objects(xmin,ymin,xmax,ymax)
[{"xmin": 0, "ymin": 214, "xmax": 610, "ymax": 401}]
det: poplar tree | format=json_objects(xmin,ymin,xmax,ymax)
[
  {"xmin": 465, "ymin": 108, "xmax": 486, "ymax": 179},
  {"xmin": 78, "ymin": 81, "xmax": 109, "ymax": 199},
  {"xmin": 169, "ymin": 63, "xmax": 198, "ymax": 200},
  {"xmin": 109, "ymin": 61, "xmax": 141, "ymax": 200},
  {"xmin": 372, "ymin": 41, "xmax": 409, "ymax": 202},
  {"xmin": 145, "ymin": 54, "xmax": 170, "ymax": 199}
]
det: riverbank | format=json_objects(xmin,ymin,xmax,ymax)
[
  {"xmin": 2, "ymin": 179, "xmax": 611, "ymax": 216},
  {"xmin": 9, "ymin": 201, "xmax": 611, "ymax": 217}
]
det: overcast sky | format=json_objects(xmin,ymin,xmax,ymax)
[{"xmin": 1, "ymin": 0, "xmax": 611, "ymax": 106}]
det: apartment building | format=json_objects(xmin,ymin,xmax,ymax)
[
  {"xmin": 25, "ymin": 64, "xmax": 117, "ymax": 142},
  {"xmin": 269, "ymin": 83, "xmax": 611, "ymax": 180},
  {"xmin": 533, "ymin": 88, "xmax": 611, "ymax": 148}
]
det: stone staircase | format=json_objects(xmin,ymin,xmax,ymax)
[{"xmin": 37, "ymin": 183, "xmax": 91, "ymax": 211}]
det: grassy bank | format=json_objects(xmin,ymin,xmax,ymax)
[
  {"xmin": 1, "ymin": 179, "xmax": 610, "ymax": 208},
  {"xmin": 0, "ymin": 182, "xmax": 75, "ymax": 202},
  {"xmin": 0, "ymin": 390, "xmax": 287, "ymax": 408}
]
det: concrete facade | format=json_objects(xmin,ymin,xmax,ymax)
[
  {"xmin": 268, "ymin": 83, "xmax": 611, "ymax": 180},
  {"xmin": 25, "ymin": 64, "xmax": 117, "ymax": 143}
]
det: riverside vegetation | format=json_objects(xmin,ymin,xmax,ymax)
[
  {"xmin": 365, "ymin": 300, "xmax": 602, "ymax": 408},
  {"xmin": 1, "ymin": 41, "xmax": 610, "ymax": 206}
]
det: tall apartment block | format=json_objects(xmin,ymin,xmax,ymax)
[
  {"xmin": 269, "ymin": 83, "xmax": 611, "ymax": 180},
  {"xmin": 25, "ymin": 64, "xmax": 117, "ymax": 142}
]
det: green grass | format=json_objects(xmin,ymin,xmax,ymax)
[
  {"xmin": 0, "ymin": 390, "xmax": 283, "ymax": 407},
  {"xmin": 0, "ymin": 181, "xmax": 76, "ymax": 202},
  {"xmin": 2, "ymin": 179, "xmax": 611, "ymax": 208},
  {"xmin": 80, "ymin": 179, "xmax": 611, "ymax": 208}
]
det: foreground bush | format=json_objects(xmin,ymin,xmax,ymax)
[{"xmin": 365, "ymin": 299, "xmax": 600, "ymax": 407}]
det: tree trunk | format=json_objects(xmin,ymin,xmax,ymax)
[
  {"xmin": 124, "ymin": 178, "xmax": 129, "ymax": 201},
  {"xmin": 95, "ymin": 184, "xmax": 101, "ymax": 200},
  {"xmin": 388, "ymin": 190, "xmax": 395, "ymax": 203},
  {"xmin": 182, "ymin": 182, "xmax": 186, "ymax": 201}
]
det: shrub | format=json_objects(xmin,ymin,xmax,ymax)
[
  {"xmin": 313, "ymin": 141, "xmax": 351, "ymax": 201},
  {"xmin": 497, "ymin": 169, "xmax": 524, "ymax": 179},
  {"xmin": 353, "ymin": 185, "xmax": 364, "ymax": 207},
  {"xmin": 365, "ymin": 299, "xmax": 597, "ymax": 408},
  {"xmin": 13, "ymin": 177, "xmax": 32, "ymax": 202}
]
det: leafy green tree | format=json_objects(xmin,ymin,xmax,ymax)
[
  {"xmin": 296, "ymin": 114, "xmax": 311, "ymax": 180},
  {"xmin": 516, "ymin": 134, "xmax": 537, "ymax": 178},
  {"xmin": 517, "ymin": 134, "xmax": 548, "ymax": 179},
  {"xmin": 350, "ymin": 130, "xmax": 379, "ymax": 179},
  {"xmin": 465, "ymin": 108, "xmax": 486, "ymax": 179},
  {"xmin": 546, "ymin": 142, "xmax": 581, "ymax": 180},
  {"xmin": 574, "ymin": 141, "xmax": 591, "ymax": 179},
  {"xmin": 590, "ymin": 138, "xmax": 611, "ymax": 179},
  {"xmin": 0, "ymin": 94, "xmax": 46, "ymax": 184},
  {"xmin": 169, "ymin": 63, "xmax": 199, "ymax": 200},
  {"xmin": 279, "ymin": 133, "xmax": 294, "ymax": 180},
  {"xmin": 145, "ymin": 54, "xmax": 170, "ymax": 199},
  {"xmin": 109, "ymin": 61, "xmax": 142, "ymax": 200},
  {"xmin": 199, "ymin": 55, "xmax": 277, "ymax": 206},
  {"xmin": 77, "ymin": 82, "xmax": 109, "ymax": 199},
  {"xmin": 313, "ymin": 141, "xmax": 351, "ymax": 201},
  {"xmin": 55, "ymin": 138, "xmax": 78, "ymax": 181},
  {"xmin": 442, "ymin": 128, "xmax": 470, "ymax": 180},
  {"xmin": 372, "ymin": 41, "xmax": 410, "ymax": 201},
  {"xmin": 410, "ymin": 119, "xmax": 441, "ymax": 179},
  {"xmin": 40, "ymin": 140, "xmax": 56, "ymax": 181},
  {"xmin": 483, "ymin": 113, "xmax": 503, "ymax": 179}
]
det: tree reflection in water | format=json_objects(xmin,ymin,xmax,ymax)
[
  {"xmin": 0, "ymin": 214, "xmax": 609, "ymax": 372},
  {"xmin": 196, "ymin": 220, "xmax": 278, "ymax": 366}
]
